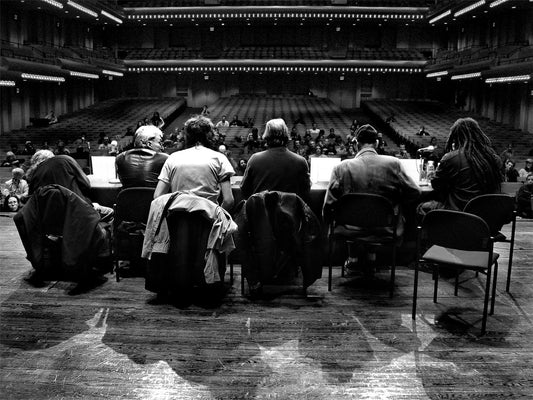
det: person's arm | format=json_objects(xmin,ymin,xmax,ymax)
[
  {"xmin": 219, "ymin": 179, "xmax": 234, "ymax": 211},
  {"xmin": 322, "ymin": 166, "xmax": 341, "ymax": 222},
  {"xmin": 154, "ymin": 180, "xmax": 170, "ymax": 199},
  {"xmin": 240, "ymin": 156, "xmax": 254, "ymax": 199}
]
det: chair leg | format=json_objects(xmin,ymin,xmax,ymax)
[
  {"xmin": 229, "ymin": 262, "xmax": 234, "ymax": 285},
  {"xmin": 506, "ymin": 219, "xmax": 516, "ymax": 293},
  {"xmin": 389, "ymin": 245, "xmax": 396, "ymax": 298},
  {"xmin": 114, "ymin": 259, "xmax": 120, "ymax": 282},
  {"xmin": 328, "ymin": 236, "xmax": 334, "ymax": 292},
  {"xmin": 490, "ymin": 261, "xmax": 499, "ymax": 316},
  {"xmin": 412, "ymin": 260, "xmax": 419, "ymax": 320},
  {"xmin": 481, "ymin": 263, "xmax": 492, "ymax": 336},
  {"xmin": 454, "ymin": 270, "xmax": 459, "ymax": 296},
  {"xmin": 433, "ymin": 266, "xmax": 439, "ymax": 303}
]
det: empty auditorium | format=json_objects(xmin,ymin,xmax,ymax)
[{"xmin": 1, "ymin": 0, "xmax": 533, "ymax": 398}]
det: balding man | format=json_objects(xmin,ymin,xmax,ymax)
[{"xmin": 116, "ymin": 125, "xmax": 169, "ymax": 188}]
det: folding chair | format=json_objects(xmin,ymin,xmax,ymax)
[
  {"xmin": 463, "ymin": 194, "xmax": 516, "ymax": 292},
  {"xmin": 411, "ymin": 209, "xmax": 500, "ymax": 335},
  {"xmin": 327, "ymin": 193, "xmax": 399, "ymax": 296},
  {"xmin": 113, "ymin": 187, "xmax": 155, "ymax": 281}
]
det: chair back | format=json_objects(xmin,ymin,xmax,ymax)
[
  {"xmin": 113, "ymin": 187, "xmax": 155, "ymax": 224},
  {"xmin": 333, "ymin": 193, "xmax": 397, "ymax": 229},
  {"xmin": 421, "ymin": 210, "xmax": 492, "ymax": 252},
  {"xmin": 463, "ymin": 194, "xmax": 515, "ymax": 235}
]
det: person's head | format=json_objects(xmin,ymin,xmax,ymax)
[
  {"xmin": 233, "ymin": 115, "xmax": 239, "ymax": 120},
  {"xmin": 152, "ymin": 111, "xmax": 160, "ymax": 118},
  {"xmin": 447, "ymin": 117, "xmax": 502, "ymax": 191},
  {"xmin": 102, "ymin": 136, "xmax": 110, "ymax": 145},
  {"xmin": 399, "ymin": 144, "xmax": 406, "ymax": 152},
  {"xmin": 430, "ymin": 136, "xmax": 437, "ymax": 146},
  {"xmin": 6, "ymin": 151, "xmax": 16, "ymax": 161},
  {"xmin": 57, "ymin": 140, "xmax": 65, "ymax": 149},
  {"xmin": 314, "ymin": 146, "xmax": 323, "ymax": 156},
  {"xmin": 526, "ymin": 172, "xmax": 533, "ymax": 184},
  {"xmin": 525, "ymin": 159, "xmax": 533, "ymax": 171},
  {"xmin": 312, "ymin": 122, "xmax": 317, "ymax": 129},
  {"xmin": 4, "ymin": 195, "xmax": 20, "ymax": 212},
  {"xmin": 26, "ymin": 149, "xmax": 54, "ymax": 180},
  {"xmin": 355, "ymin": 124, "xmax": 379, "ymax": 150},
  {"xmin": 221, "ymin": 115, "xmax": 226, "ymax": 121},
  {"xmin": 218, "ymin": 144, "xmax": 227, "ymax": 153},
  {"xmin": 11, "ymin": 167, "xmax": 24, "ymax": 182},
  {"xmin": 238, "ymin": 158, "xmax": 247, "ymax": 169},
  {"xmin": 262, "ymin": 118, "xmax": 289, "ymax": 148},
  {"xmin": 505, "ymin": 159, "xmax": 515, "ymax": 170},
  {"xmin": 183, "ymin": 115, "xmax": 214, "ymax": 148},
  {"xmin": 134, "ymin": 125, "xmax": 164, "ymax": 151}
]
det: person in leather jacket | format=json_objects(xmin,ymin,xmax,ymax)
[{"xmin": 115, "ymin": 125, "xmax": 169, "ymax": 188}]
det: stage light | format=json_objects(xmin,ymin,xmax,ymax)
[
  {"xmin": 426, "ymin": 71, "xmax": 448, "ymax": 78},
  {"xmin": 101, "ymin": 10, "xmax": 122, "ymax": 24},
  {"xmin": 455, "ymin": 0, "xmax": 485, "ymax": 17},
  {"xmin": 451, "ymin": 72, "xmax": 482, "ymax": 80},
  {"xmin": 40, "ymin": 0, "xmax": 63, "ymax": 9},
  {"xmin": 485, "ymin": 74, "xmax": 530, "ymax": 83},
  {"xmin": 429, "ymin": 10, "xmax": 451, "ymax": 24},
  {"xmin": 21, "ymin": 73, "xmax": 65, "ymax": 82}
]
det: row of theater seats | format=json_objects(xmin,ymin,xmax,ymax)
[
  {"xmin": 363, "ymin": 98, "xmax": 533, "ymax": 162},
  {"xmin": 124, "ymin": 46, "xmax": 425, "ymax": 61},
  {"xmin": 0, "ymin": 98, "xmax": 185, "ymax": 153}
]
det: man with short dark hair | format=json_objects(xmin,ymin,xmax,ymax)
[
  {"xmin": 116, "ymin": 125, "xmax": 169, "ymax": 188},
  {"xmin": 241, "ymin": 118, "xmax": 311, "ymax": 204},
  {"xmin": 323, "ymin": 124, "xmax": 421, "ymax": 274}
]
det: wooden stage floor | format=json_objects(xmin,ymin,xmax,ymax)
[{"xmin": 1, "ymin": 212, "xmax": 532, "ymax": 399}]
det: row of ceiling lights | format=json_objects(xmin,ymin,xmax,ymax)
[
  {"xmin": 0, "ymin": 69, "xmax": 123, "ymax": 85},
  {"xmin": 32, "ymin": 0, "xmax": 123, "ymax": 24},
  {"xmin": 426, "ymin": 70, "xmax": 531, "ymax": 83},
  {"xmin": 130, "ymin": 66, "xmax": 422, "ymax": 73},
  {"xmin": 429, "ymin": 0, "xmax": 529, "ymax": 24},
  {"xmin": 129, "ymin": 13, "xmax": 424, "ymax": 20}
]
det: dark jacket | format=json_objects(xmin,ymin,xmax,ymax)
[
  {"xmin": 431, "ymin": 149, "xmax": 502, "ymax": 211},
  {"xmin": 115, "ymin": 148, "xmax": 169, "ymax": 188},
  {"xmin": 241, "ymin": 147, "xmax": 311, "ymax": 204},
  {"xmin": 14, "ymin": 185, "xmax": 109, "ymax": 275},
  {"xmin": 235, "ymin": 191, "xmax": 322, "ymax": 288}
]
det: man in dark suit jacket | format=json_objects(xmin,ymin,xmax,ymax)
[
  {"xmin": 241, "ymin": 118, "xmax": 311, "ymax": 204},
  {"xmin": 115, "ymin": 125, "xmax": 169, "ymax": 188},
  {"xmin": 323, "ymin": 124, "xmax": 421, "ymax": 274}
]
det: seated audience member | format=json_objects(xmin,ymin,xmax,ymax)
[
  {"xmin": 3, "ymin": 195, "xmax": 20, "ymax": 212},
  {"xmin": 327, "ymin": 128, "xmax": 337, "ymax": 140},
  {"xmin": 504, "ymin": 159, "xmax": 519, "ymax": 182},
  {"xmin": 350, "ymin": 119, "xmax": 360, "ymax": 133},
  {"xmin": 519, "ymin": 158, "xmax": 533, "ymax": 178},
  {"xmin": 376, "ymin": 132, "xmax": 388, "ymax": 155},
  {"xmin": 215, "ymin": 115, "xmax": 229, "ymax": 128},
  {"xmin": 323, "ymin": 124, "xmax": 421, "ymax": 274},
  {"xmin": 395, "ymin": 144, "xmax": 411, "ymax": 159},
  {"xmin": 235, "ymin": 158, "xmax": 248, "ymax": 176},
  {"xmin": 315, "ymin": 129, "xmax": 325, "ymax": 142},
  {"xmin": 241, "ymin": 118, "xmax": 311, "ymax": 204},
  {"xmin": 200, "ymin": 105, "xmax": 210, "ymax": 116},
  {"xmin": 98, "ymin": 137, "xmax": 111, "ymax": 151},
  {"xmin": 124, "ymin": 127, "xmax": 134, "ymax": 137},
  {"xmin": 417, "ymin": 125, "xmax": 429, "ymax": 136},
  {"xmin": 22, "ymin": 141, "xmax": 36, "ymax": 156},
  {"xmin": 150, "ymin": 111, "xmax": 165, "ymax": 129},
  {"xmin": 516, "ymin": 173, "xmax": 533, "ymax": 218},
  {"xmin": 4, "ymin": 167, "xmax": 29, "ymax": 203},
  {"xmin": 418, "ymin": 117, "xmax": 502, "ymax": 215},
  {"xmin": 44, "ymin": 110, "xmax": 58, "ymax": 124},
  {"xmin": 229, "ymin": 115, "xmax": 243, "ymax": 127},
  {"xmin": 309, "ymin": 146, "xmax": 326, "ymax": 159},
  {"xmin": 307, "ymin": 122, "xmax": 320, "ymax": 138},
  {"xmin": 54, "ymin": 140, "xmax": 70, "ymax": 155},
  {"xmin": 74, "ymin": 135, "xmax": 90, "ymax": 152},
  {"xmin": 1, "ymin": 151, "xmax": 20, "ymax": 167},
  {"xmin": 108, "ymin": 140, "xmax": 119, "ymax": 156},
  {"xmin": 154, "ymin": 115, "xmax": 235, "ymax": 211},
  {"xmin": 417, "ymin": 136, "xmax": 442, "ymax": 163},
  {"xmin": 500, "ymin": 143, "xmax": 513, "ymax": 164},
  {"xmin": 116, "ymin": 125, "xmax": 169, "ymax": 189},
  {"xmin": 26, "ymin": 150, "xmax": 113, "ymax": 222},
  {"xmin": 290, "ymin": 127, "xmax": 302, "ymax": 143}
]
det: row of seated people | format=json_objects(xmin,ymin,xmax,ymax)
[{"xmin": 11, "ymin": 115, "xmax": 533, "ymax": 302}]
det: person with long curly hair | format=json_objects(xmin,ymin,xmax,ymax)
[{"xmin": 419, "ymin": 117, "xmax": 502, "ymax": 214}]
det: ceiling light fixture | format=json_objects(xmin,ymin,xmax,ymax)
[
  {"xmin": 426, "ymin": 71, "xmax": 448, "ymax": 78},
  {"xmin": 429, "ymin": 9, "xmax": 451, "ymax": 24},
  {"xmin": 40, "ymin": 0, "xmax": 63, "ymax": 9},
  {"xmin": 67, "ymin": 1, "xmax": 98, "ymax": 18},
  {"xmin": 0, "ymin": 80, "xmax": 16, "ymax": 87},
  {"xmin": 101, "ymin": 10, "xmax": 122, "ymax": 24},
  {"xmin": 485, "ymin": 74, "xmax": 530, "ymax": 83},
  {"xmin": 451, "ymin": 72, "xmax": 482, "ymax": 80},
  {"xmin": 102, "ymin": 70, "xmax": 124, "ymax": 77},
  {"xmin": 69, "ymin": 71, "xmax": 99, "ymax": 79},
  {"xmin": 455, "ymin": 0, "xmax": 486, "ymax": 17},
  {"xmin": 21, "ymin": 73, "xmax": 65, "ymax": 82}
]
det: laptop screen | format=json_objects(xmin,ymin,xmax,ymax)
[
  {"xmin": 90, "ymin": 156, "xmax": 117, "ymax": 180},
  {"xmin": 310, "ymin": 157, "xmax": 342, "ymax": 184},
  {"xmin": 398, "ymin": 158, "xmax": 422, "ymax": 184}
]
